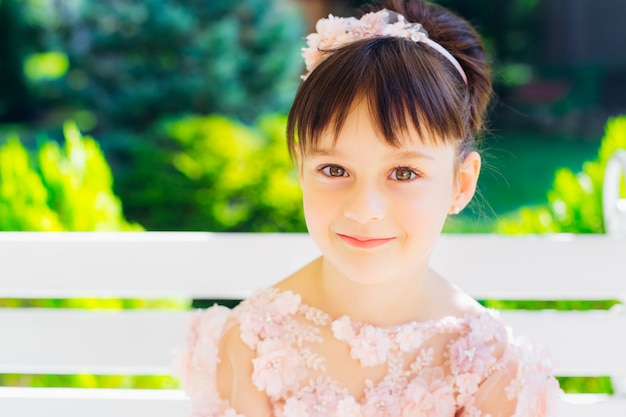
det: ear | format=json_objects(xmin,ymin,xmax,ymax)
[{"xmin": 451, "ymin": 151, "xmax": 481, "ymax": 213}]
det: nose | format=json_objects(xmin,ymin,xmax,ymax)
[{"xmin": 343, "ymin": 181, "xmax": 386, "ymax": 224}]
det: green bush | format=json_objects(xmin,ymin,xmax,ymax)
[
  {"xmin": 0, "ymin": 0, "xmax": 32, "ymax": 121},
  {"xmin": 19, "ymin": 0, "xmax": 304, "ymax": 130},
  {"xmin": 116, "ymin": 113, "xmax": 306, "ymax": 232},
  {"xmin": 496, "ymin": 116, "xmax": 626, "ymax": 233},
  {"xmin": 0, "ymin": 121, "xmax": 141, "ymax": 231}
]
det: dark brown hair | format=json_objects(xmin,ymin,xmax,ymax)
[{"xmin": 287, "ymin": 0, "xmax": 492, "ymax": 160}]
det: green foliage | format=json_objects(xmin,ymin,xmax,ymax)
[
  {"xmin": 435, "ymin": 0, "xmax": 543, "ymax": 66},
  {"xmin": 0, "ymin": 0, "xmax": 32, "ymax": 121},
  {"xmin": 557, "ymin": 376, "xmax": 614, "ymax": 395},
  {"xmin": 496, "ymin": 116, "xmax": 626, "ymax": 233},
  {"xmin": 0, "ymin": 297, "xmax": 188, "ymax": 310},
  {"xmin": 482, "ymin": 299, "xmax": 621, "ymax": 311},
  {"xmin": 0, "ymin": 373, "xmax": 179, "ymax": 389},
  {"xmin": 0, "ymin": 121, "xmax": 141, "ymax": 230},
  {"xmin": 23, "ymin": 51, "xmax": 68, "ymax": 81},
  {"xmin": 19, "ymin": 0, "xmax": 304, "ymax": 130},
  {"xmin": 117, "ymin": 113, "xmax": 306, "ymax": 232}
]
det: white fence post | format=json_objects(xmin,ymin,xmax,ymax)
[{"xmin": 603, "ymin": 150, "xmax": 626, "ymax": 237}]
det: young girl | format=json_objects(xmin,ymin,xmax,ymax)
[{"xmin": 175, "ymin": 1, "xmax": 562, "ymax": 415}]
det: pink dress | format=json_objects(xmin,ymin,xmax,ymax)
[{"xmin": 174, "ymin": 287, "xmax": 561, "ymax": 417}]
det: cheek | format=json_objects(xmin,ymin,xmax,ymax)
[
  {"xmin": 396, "ymin": 181, "xmax": 453, "ymax": 211},
  {"xmin": 392, "ymin": 183, "xmax": 454, "ymax": 232},
  {"xmin": 302, "ymin": 186, "xmax": 331, "ymax": 228}
]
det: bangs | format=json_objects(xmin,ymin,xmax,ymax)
[{"xmin": 287, "ymin": 37, "xmax": 470, "ymax": 157}]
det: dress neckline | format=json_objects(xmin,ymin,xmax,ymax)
[{"xmin": 262, "ymin": 286, "xmax": 490, "ymax": 332}]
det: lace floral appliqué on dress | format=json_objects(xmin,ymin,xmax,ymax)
[{"xmin": 174, "ymin": 288, "xmax": 561, "ymax": 417}]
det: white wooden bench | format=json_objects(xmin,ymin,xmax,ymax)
[{"xmin": 0, "ymin": 232, "xmax": 625, "ymax": 417}]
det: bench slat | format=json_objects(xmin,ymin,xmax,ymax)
[
  {"xmin": 1, "ymin": 309, "xmax": 625, "ymax": 377},
  {"xmin": 0, "ymin": 310, "xmax": 186, "ymax": 375},
  {"xmin": 561, "ymin": 395, "xmax": 626, "ymax": 417},
  {"xmin": 0, "ymin": 233, "xmax": 625, "ymax": 300},
  {"xmin": 0, "ymin": 388, "xmax": 189, "ymax": 417},
  {"xmin": 0, "ymin": 388, "xmax": 625, "ymax": 417},
  {"xmin": 500, "ymin": 310, "xmax": 626, "ymax": 377},
  {"xmin": 0, "ymin": 232, "xmax": 625, "ymax": 415}
]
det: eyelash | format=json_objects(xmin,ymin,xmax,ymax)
[
  {"xmin": 318, "ymin": 165, "xmax": 422, "ymax": 181},
  {"xmin": 391, "ymin": 166, "xmax": 421, "ymax": 181},
  {"xmin": 319, "ymin": 165, "xmax": 348, "ymax": 177}
]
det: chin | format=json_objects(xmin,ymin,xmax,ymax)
[{"xmin": 325, "ymin": 256, "xmax": 400, "ymax": 286}]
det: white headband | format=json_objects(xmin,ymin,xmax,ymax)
[{"xmin": 301, "ymin": 9, "xmax": 468, "ymax": 84}]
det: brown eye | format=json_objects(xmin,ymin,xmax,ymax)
[
  {"xmin": 393, "ymin": 168, "xmax": 416, "ymax": 181},
  {"xmin": 323, "ymin": 165, "xmax": 347, "ymax": 177}
]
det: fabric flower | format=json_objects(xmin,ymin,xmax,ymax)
[
  {"xmin": 362, "ymin": 380, "xmax": 403, "ymax": 417},
  {"xmin": 461, "ymin": 405, "xmax": 487, "ymax": 417},
  {"xmin": 240, "ymin": 290, "xmax": 300, "ymax": 348},
  {"xmin": 454, "ymin": 373, "xmax": 480, "ymax": 407},
  {"xmin": 511, "ymin": 343, "xmax": 562, "ymax": 417},
  {"xmin": 395, "ymin": 324, "xmax": 425, "ymax": 352},
  {"xmin": 301, "ymin": 9, "xmax": 431, "ymax": 80},
  {"xmin": 349, "ymin": 325, "xmax": 392, "ymax": 367},
  {"xmin": 252, "ymin": 338, "xmax": 304, "ymax": 397},
  {"xmin": 447, "ymin": 335, "xmax": 495, "ymax": 376},
  {"xmin": 299, "ymin": 383, "xmax": 341, "ymax": 417},
  {"xmin": 222, "ymin": 408, "xmax": 247, "ymax": 417},
  {"xmin": 526, "ymin": 377, "xmax": 561, "ymax": 417},
  {"xmin": 359, "ymin": 9, "xmax": 389, "ymax": 35},
  {"xmin": 331, "ymin": 316, "xmax": 355, "ymax": 340},
  {"xmin": 468, "ymin": 311, "xmax": 501, "ymax": 342},
  {"xmin": 435, "ymin": 316, "xmax": 463, "ymax": 333},
  {"xmin": 284, "ymin": 398, "xmax": 310, "ymax": 417},
  {"xmin": 403, "ymin": 373, "xmax": 455, "ymax": 417},
  {"xmin": 336, "ymin": 397, "xmax": 362, "ymax": 417},
  {"xmin": 504, "ymin": 376, "xmax": 524, "ymax": 400},
  {"xmin": 172, "ymin": 306, "xmax": 230, "ymax": 391}
]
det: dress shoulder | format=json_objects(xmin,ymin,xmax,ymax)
[
  {"xmin": 464, "ymin": 311, "xmax": 562, "ymax": 417},
  {"xmin": 172, "ymin": 288, "xmax": 298, "ymax": 417},
  {"xmin": 508, "ymin": 337, "xmax": 562, "ymax": 417},
  {"xmin": 172, "ymin": 304, "xmax": 239, "ymax": 416}
]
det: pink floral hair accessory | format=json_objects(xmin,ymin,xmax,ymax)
[{"xmin": 301, "ymin": 9, "xmax": 467, "ymax": 84}]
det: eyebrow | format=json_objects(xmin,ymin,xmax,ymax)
[
  {"xmin": 309, "ymin": 148, "xmax": 435, "ymax": 160},
  {"xmin": 394, "ymin": 150, "xmax": 435, "ymax": 160},
  {"xmin": 308, "ymin": 148, "xmax": 343, "ymax": 157}
]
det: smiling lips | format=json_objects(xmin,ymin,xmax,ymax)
[{"xmin": 337, "ymin": 233, "xmax": 395, "ymax": 249}]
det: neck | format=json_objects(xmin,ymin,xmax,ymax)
[{"xmin": 312, "ymin": 256, "xmax": 436, "ymax": 327}]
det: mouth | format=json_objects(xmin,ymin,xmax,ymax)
[{"xmin": 336, "ymin": 233, "xmax": 395, "ymax": 249}]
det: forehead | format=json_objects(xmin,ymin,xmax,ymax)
[{"xmin": 307, "ymin": 99, "xmax": 441, "ymax": 154}]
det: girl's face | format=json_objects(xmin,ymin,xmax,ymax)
[{"xmin": 299, "ymin": 101, "xmax": 479, "ymax": 285}]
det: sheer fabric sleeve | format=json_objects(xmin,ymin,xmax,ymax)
[
  {"xmin": 463, "ymin": 338, "xmax": 562, "ymax": 417},
  {"xmin": 172, "ymin": 306, "xmax": 247, "ymax": 417}
]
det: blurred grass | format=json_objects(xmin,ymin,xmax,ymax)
[
  {"xmin": 480, "ymin": 132, "xmax": 600, "ymax": 214},
  {"xmin": 445, "ymin": 131, "xmax": 600, "ymax": 233},
  {"xmin": 481, "ymin": 299, "xmax": 621, "ymax": 310},
  {"xmin": 0, "ymin": 298, "xmax": 189, "ymax": 309},
  {"xmin": 0, "ymin": 374, "xmax": 179, "ymax": 389},
  {"xmin": 558, "ymin": 376, "xmax": 614, "ymax": 394}
]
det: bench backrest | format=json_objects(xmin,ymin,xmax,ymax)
[{"xmin": 0, "ymin": 232, "xmax": 625, "ymax": 417}]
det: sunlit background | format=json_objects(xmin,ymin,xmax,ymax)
[
  {"xmin": 1, "ymin": 0, "xmax": 625, "ymax": 397},
  {"xmin": 0, "ymin": 0, "xmax": 625, "ymax": 233}
]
